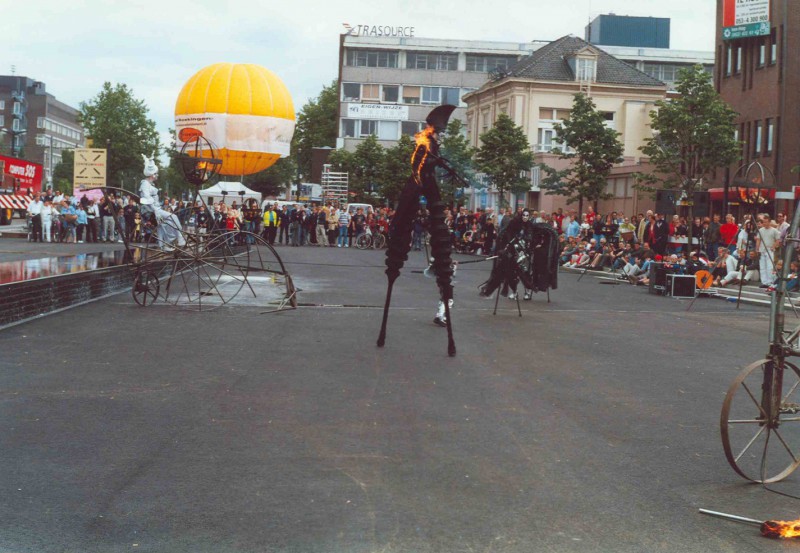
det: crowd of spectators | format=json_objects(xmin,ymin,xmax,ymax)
[{"xmin": 25, "ymin": 187, "xmax": 796, "ymax": 294}]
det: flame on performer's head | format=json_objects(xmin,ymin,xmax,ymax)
[
  {"xmin": 762, "ymin": 519, "xmax": 800, "ymax": 539},
  {"xmin": 414, "ymin": 125, "xmax": 436, "ymax": 149}
]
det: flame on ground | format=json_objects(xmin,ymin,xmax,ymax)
[{"xmin": 761, "ymin": 520, "xmax": 800, "ymax": 539}]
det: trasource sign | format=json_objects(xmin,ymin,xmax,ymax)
[
  {"xmin": 722, "ymin": 0, "xmax": 770, "ymax": 40},
  {"xmin": 73, "ymin": 148, "xmax": 107, "ymax": 189},
  {"xmin": 347, "ymin": 103, "xmax": 409, "ymax": 121},
  {"xmin": 343, "ymin": 23, "xmax": 414, "ymax": 37}
]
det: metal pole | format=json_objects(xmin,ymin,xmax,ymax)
[{"xmin": 698, "ymin": 508, "xmax": 764, "ymax": 527}]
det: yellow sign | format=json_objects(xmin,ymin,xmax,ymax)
[{"xmin": 73, "ymin": 148, "xmax": 107, "ymax": 189}]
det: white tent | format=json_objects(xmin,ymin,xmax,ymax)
[{"xmin": 199, "ymin": 182, "xmax": 261, "ymax": 206}]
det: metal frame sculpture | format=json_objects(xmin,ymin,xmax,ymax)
[
  {"xmin": 99, "ymin": 136, "xmax": 296, "ymax": 312},
  {"xmin": 377, "ymin": 105, "xmax": 462, "ymax": 356},
  {"xmin": 719, "ymin": 167, "xmax": 800, "ymax": 483}
]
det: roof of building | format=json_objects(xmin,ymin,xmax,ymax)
[{"xmin": 502, "ymin": 35, "xmax": 666, "ymax": 87}]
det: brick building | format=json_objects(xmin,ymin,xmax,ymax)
[{"xmin": 714, "ymin": 0, "xmax": 800, "ymax": 214}]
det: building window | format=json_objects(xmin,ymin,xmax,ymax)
[
  {"xmin": 726, "ymin": 46, "xmax": 732, "ymax": 76},
  {"xmin": 402, "ymin": 86, "xmax": 420, "ymax": 104},
  {"xmin": 382, "ymin": 85, "xmax": 399, "ymax": 103},
  {"xmin": 758, "ymin": 41, "xmax": 766, "ymax": 67},
  {"xmin": 407, "ymin": 52, "xmax": 457, "ymax": 71},
  {"xmin": 465, "ymin": 55, "xmax": 517, "ymax": 72},
  {"xmin": 481, "ymin": 111, "xmax": 490, "ymax": 133},
  {"xmin": 0, "ymin": 115, "xmax": 4, "ymax": 127},
  {"xmin": 402, "ymin": 121, "xmax": 423, "ymax": 136},
  {"xmin": 346, "ymin": 49, "xmax": 398, "ymax": 68},
  {"xmin": 538, "ymin": 128, "xmax": 557, "ymax": 152},
  {"xmin": 442, "ymin": 87, "xmax": 460, "ymax": 105},
  {"xmin": 377, "ymin": 121, "xmax": 399, "ymax": 140},
  {"xmin": 770, "ymin": 29, "xmax": 778, "ymax": 64},
  {"xmin": 735, "ymin": 46, "xmax": 743, "ymax": 74},
  {"xmin": 342, "ymin": 119, "xmax": 357, "ymax": 138},
  {"xmin": 643, "ymin": 63, "xmax": 679, "ymax": 83},
  {"xmin": 360, "ymin": 120, "xmax": 378, "ymax": 137},
  {"xmin": 602, "ymin": 111, "xmax": 616, "ymax": 130},
  {"xmin": 342, "ymin": 83, "xmax": 360, "ymax": 101},
  {"xmin": 361, "ymin": 84, "xmax": 380, "ymax": 101},
  {"xmin": 766, "ymin": 119, "xmax": 774, "ymax": 155},
  {"xmin": 37, "ymin": 117, "xmax": 45, "ymax": 128},
  {"xmin": 13, "ymin": 102, "xmax": 21, "ymax": 115},
  {"xmin": 421, "ymin": 87, "xmax": 441, "ymax": 104},
  {"xmin": 576, "ymin": 58, "xmax": 596, "ymax": 81},
  {"xmin": 12, "ymin": 119, "xmax": 20, "ymax": 131},
  {"xmin": 753, "ymin": 121, "xmax": 762, "ymax": 157},
  {"xmin": 0, "ymin": 101, "xmax": 5, "ymax": 110}
]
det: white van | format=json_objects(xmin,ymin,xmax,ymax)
[{"xmin": 344, "ymin": 203, "xmax": 375, "ymax": 216}]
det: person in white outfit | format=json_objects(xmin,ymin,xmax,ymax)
[
  {"xmin": 756, "ymin": 216, "xmax": 780, "ymax": 287},
  {"xmin": 139, "ymin": 153, "xmax": 185, "ymax": 249},
  {"xmin": 40, "ymin": 200, "xmax": 56, "ymax": 242}
]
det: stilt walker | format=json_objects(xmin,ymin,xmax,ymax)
[{"xmin": 377, "ymin": 105, "xmax": 460, "ymax": 357}]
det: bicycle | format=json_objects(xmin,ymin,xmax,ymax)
[{"xmin": 355, "ymin": 228, "xmax": 386, "ymax": 250}]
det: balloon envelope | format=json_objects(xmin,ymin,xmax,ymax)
[{"xmin": 175, "ymin": 63, "xmax": 295, "ymax": 176}]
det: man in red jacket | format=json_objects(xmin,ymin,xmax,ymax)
[{"xmin": 719, "ymin": 214, "xmax": 739, "ymax": 253}]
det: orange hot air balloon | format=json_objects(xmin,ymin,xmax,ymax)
[{"xmin": 174, "ymin": 63, "xmax": 295, "ymax": 176}]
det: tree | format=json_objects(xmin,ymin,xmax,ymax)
[
  {"xmin": 51, "ymin": 148, "xmax": 74, "ymax": 191},
  {"xmin": 325, "ymin": 136, "xmax": 387, "ymax": 204},
  {"xmin": 637, "ymin": 65, "xmax": 740, "ymax": 252},
  {"xmin": 474, "ymin": 114, "xmax": 534, "ymax": 208},
  {"xmin": 379, "ymin": 134, "xmax": 414, "ymax": 204},
  {"xmin": 540, "ymin": 93, "xmax": 624, "ymax": 214},
  {"xmin": 439, "ymin": 119, "xmax": 476, "ymax": 208},
  {"xmin": 243, "ymin": 157, "xmax": 296, "ymax": 198},
  {"xmin": 79, "ymin": 82, "xmax": 161, "ymax": 191},
  {"xmin": 292, "ymin": 80, "xmax": 338, "ymax": 179}
]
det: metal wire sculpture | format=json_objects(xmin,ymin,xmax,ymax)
[{"xmin": 377, "ymin": 105, "xmax": 463, "ymax": 356}]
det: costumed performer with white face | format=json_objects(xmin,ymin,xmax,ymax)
[{"xmin": 139, "ymin": 153, "xmax": 185, "ymax": 249}]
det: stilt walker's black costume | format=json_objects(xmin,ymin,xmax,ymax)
[
  {"xmin": 480, "ymin": 211, "xmax": 560, "ymax": 302},
  {"xmin": 377, "ymin": 105, "xmax": 460, "ymax": 357}
]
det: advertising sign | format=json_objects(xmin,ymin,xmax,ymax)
[
  {"xmin": 0, "ymin": 154, "xmax": 43, "ymax": 192},
  {"xmin": 722, "ymin": 0, "xmax": 770, "ymax": 40},
  {"xmin": 347, "ymin": 103, "xmax": 409, "ymax": 121},
  {"xmin": 73, "ymin": 148, "xmax": 107, "ymax": 189}
]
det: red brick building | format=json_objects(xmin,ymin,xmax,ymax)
[{"xmin": 714, "ymin": 0, "xmax": 800, "ymax": 214}]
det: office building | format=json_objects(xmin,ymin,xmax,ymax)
[{"xmin": 0, "ymin": 76, "xmax": 85, "ymax": 185}]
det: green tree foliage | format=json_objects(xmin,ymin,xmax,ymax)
[
  {"xmin": 292, "ymin": 80, "xmax": 338, "ymax": 179},
  {"xmin": 474, "ymin": 114, "xmax": 534, "ymax": 207},
  {"xmin": 380, "ymin": 133, "xmax": 414, "ymax": 204},
  {"xmin": 637, "ymin": 65, "xmax": 739, "ymax": 248},
  {"xmin": 540, "ymin": 93, "xmax": 624, "ymax": 211},
  {"xmin": 438, "ymin": 119, "xmax": 476, "ymax": 207},
  {"xmin": 51, "ymin": 148, "xmax": 74, "ymax": 190},
  {"xmin": 243, "ymin": 157, "xmax": 296, "ymax": 198},
  {"xmin": 78, "ymin": 82, "xmax": 161, "ymax": 190}
]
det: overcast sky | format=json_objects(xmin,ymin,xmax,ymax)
[{"xmin": 6, "ymin": 0, "xmax": 716, "ymax": 147}]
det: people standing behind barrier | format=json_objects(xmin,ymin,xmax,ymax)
[
  {"xmin": 720, "ymin": 214, "xmax": 739, "ymax": 253},
  {"xmin": 337, "ymin": 208, "xmax": 351, "ymax": 248},
  {"xmin": 704, "ymin": 214, "xmax": 722, "ymax": 260},
  {"xmin": 278, "ymin": 206, "xmax": 290, "ymax": 245},
  {"xmin": 98, "ymin": 197, "xmax": 114, "ymax": 242},
  {"xmin": 756, "ymin": 214, "xmax": 780, "ymax": 287},
  {"xmin": 351, "ymin": 207, "xmax": 366, "ymax": 244},
  {"xmin": 75, "ymin": 204, "xmax": 88, "ymax": 243},
  {"xmin": 314, "ymin": 206, "xmax": 328, "ymax": 247},
  {"xmin": 122, "ymin": 198, "xmax": 138, "ymax": 243},
  {"xmin": 27, "ymin": 192, "xmax": 44, "ymax": 242},
  {"xmin": 40, "ymin": 199, "xmax": 56, "ymax": 243},
  {"xmin": 290, "ymin": 206, "xmax": 304, "ymax": 247},
  {"xmin": 85, "ymin": 200, "xmax": 99, "ymax": 243},
  {"xmin": 60, "ymin": 200, "xmax": 77, "ymax": 244},
  {"xmin": 262, "ymin": 204, "xmax": 279, "ymax": 245},
  {"xmin": 242, "ymin": 199, "xmax": 261, "ymax": 242}
]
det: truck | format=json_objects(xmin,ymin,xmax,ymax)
[{"xmin": 0, "ymin": 154, "xmax": 44, "ymax": 225}]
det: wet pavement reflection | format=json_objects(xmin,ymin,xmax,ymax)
[{"xmin": 0, "ymin": 249, "xmax": 143, "ymax": 285}]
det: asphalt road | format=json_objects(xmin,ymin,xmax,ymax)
[{"xmin": 0, "ymin": 242, "xmax": 796, "ymax": 552}]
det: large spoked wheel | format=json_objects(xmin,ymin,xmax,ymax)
[
  {"xmin": 721, "ymin": 358, "xmax": 800, "ymax": 483},
  {"xmin": 372, "ymin": 233, "xmax": 386, "ymax": 249},
  {"xmin": 356, "ymin": 234, "xmax": 371, "ymax": 249},
  {"xmin": 159, "ymin": 231, "xmax": 250, "ymax": 310},
  {"xmin": 132, "ymin": 270, "xmax": 160, "ymax": 306}
]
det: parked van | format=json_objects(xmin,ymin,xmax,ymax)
[{"xmin": 344, "ymin": 203, "xmax": 374, "ymax": 215}]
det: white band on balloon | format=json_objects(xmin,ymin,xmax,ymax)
[{"xmin": 175, "ymin": 113, "xmax": 295, "ymax": 157}]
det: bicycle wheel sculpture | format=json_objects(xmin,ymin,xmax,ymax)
[
  {"xmin": 92, "ymin": 185, "xmax": 296, "ymax": 312},
  {"xmin": 719, "ymin": 161, "xmax": 798, "ymax": 482}
]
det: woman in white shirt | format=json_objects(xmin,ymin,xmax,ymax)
[{"xmin": 40, "ymin": 200, "xmax": 57, "ymax": 242}]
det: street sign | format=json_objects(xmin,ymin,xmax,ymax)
[{"xmin": 73, "ymin": 148, "xmax": 107, "ymax": 189}]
